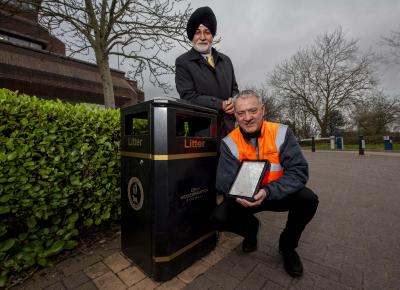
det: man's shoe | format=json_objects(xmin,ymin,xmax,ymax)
[
  {"xmin": 242, "ymin": 219, "xmax": 260, "ymax": 253},
  {"xmin": 280, "ymin": 248, "xmax": 303, "ymax": 277},
  {"xmin": 242, "ymin": 236, "xmax": 257, "ymax": 253}
]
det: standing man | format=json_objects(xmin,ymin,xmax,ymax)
[
  {"xmin": 175, "ymin": 6, "xmax": 238, "ymax": 144},
  {"xmin": 212, "ymin": 90, "xmax": 319, "ymax": 277}
]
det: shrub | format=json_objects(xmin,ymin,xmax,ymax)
[{"xmin": 0, "ymin": 89, "xmax": 121, "ymax": 286}]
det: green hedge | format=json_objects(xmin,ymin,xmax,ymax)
[{"xmin": 0, "ymin": 89, "xmax": 121, "ymax": 286}]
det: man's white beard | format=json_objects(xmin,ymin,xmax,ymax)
[{"xmin": 193, "ymin": 42, "xmax": 212, "ymax": 53}]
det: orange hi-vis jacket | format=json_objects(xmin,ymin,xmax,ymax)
[{"xmin": 223, "ymin": 121, "xmax": 288, "ymax": 186}]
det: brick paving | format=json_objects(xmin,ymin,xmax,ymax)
[{"xmin": 10, "ymin": 151, "xmax": 400, "ymax": 290}]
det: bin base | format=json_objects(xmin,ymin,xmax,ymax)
[{"xmin": 152, "ymin": 232, "xmax": 217, "ymax": 281}]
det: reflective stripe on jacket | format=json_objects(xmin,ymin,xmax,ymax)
[{"xmin": 223, "ymin": 121, "xmax": 288, "ymax": 185}]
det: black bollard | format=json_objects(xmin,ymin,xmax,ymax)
[
  {"xmin": 359, "ymin": 135, "xmax": 365, "ymax": 155},
  {"xmin": 311, "ymin": 137, "xmax": 315, "ymax": 152}
]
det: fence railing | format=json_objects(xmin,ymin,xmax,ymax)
[{"xmin": 300, "ymin": 135, "xmax": 396, "ymax": 155}]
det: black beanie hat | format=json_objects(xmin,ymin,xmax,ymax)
[{"xmin": 186, "ymin": 6, "xmax": 217, "ymax": 41}]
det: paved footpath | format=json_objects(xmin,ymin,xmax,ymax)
[{"xmin": 11, "ymin": 151, "xmax": 400, "ymax": 290}]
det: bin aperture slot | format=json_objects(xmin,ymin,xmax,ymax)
[
  {"xmin": 125, "ymin": 112, "xmax": 149, "ymax": 135},
  {"xmin": 176, "ymin": 114, "xmax": 211, "ymax": 137}
]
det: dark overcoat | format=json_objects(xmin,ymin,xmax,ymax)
[{"xmin": 175, "ymin": 47, "xmax": 239, "ymax": 143}]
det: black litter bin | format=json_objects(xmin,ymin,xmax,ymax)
[{"xmin": 120, "ymin": 97, "xmax": 218, "ymax": 281}]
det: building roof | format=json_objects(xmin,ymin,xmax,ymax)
[
  {"xmin": 0, "ymin": 41, "xmax": 144, "ymax": 107},
  {"xmin": 0, "ymin": 3, "xmax": 144, "ymax": 107}
]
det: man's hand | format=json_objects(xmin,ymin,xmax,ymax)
[
  {"xmin": 222, "ymin": 98, "xmax": 234, "ymax": 114},
  {"xmin": 236, "ymin": 189, "xmax": 267, "ymax": 208},
  {"xmin": 216, "ymin": 194, "xmax": 224, "ymax": 205}
]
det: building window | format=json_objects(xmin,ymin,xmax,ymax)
[
  {"xmin": 0, "ymin": 33, "xmax": 43, "ymax": 50},
  {"xmin": 1, "ymin": 0, "xmax": 35, "ymax": 11}
]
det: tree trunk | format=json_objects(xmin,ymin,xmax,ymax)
[
  {"xmin": 96, "ymin": 55, "xmax": 115, "ymax": 108},
  {"xmin": 320, "ymin": 122, "xmax": 328, "ymax": 137},
  {"xmin": 319, "ymin": 111, "xmax": 330, "ymax": 137}
]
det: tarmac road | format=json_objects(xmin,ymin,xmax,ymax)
[
  {"xmin": 186, "ymin": 151, "xmax": 400, "ymax": 290},
  {"xmin": 12, "ymin": 151, "xmax": 400, "ymax": 290}
]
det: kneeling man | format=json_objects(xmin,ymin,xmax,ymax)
[{"xmin": 212, "ymin": 90, "xmax": 319, "ymax": 277}]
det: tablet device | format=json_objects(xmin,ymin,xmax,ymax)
[{"xmin": 227, "ymin": 160, "xmax": 270, "ymax": 201}]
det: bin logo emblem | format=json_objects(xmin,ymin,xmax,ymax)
[{"xmin": 127, "ymin": 177, "xmax": 144, "ymax": 211}]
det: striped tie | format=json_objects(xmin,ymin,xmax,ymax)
[{"xmin": 206, "ymin": 54, "xmax": 215, "ymax": 68}]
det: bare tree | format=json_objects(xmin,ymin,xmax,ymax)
[
  {"xmin": 283, "ymin": 98, "xmax": 318, "ymax": 139},
  {"xmin": 28, "ymin": 0, "xmax": 191, "ymax": 108},
  {"xmin": 382, "ymin": 28, "xmax": 400, "ymax": 63},
  {"xmin": 245, "ymin": 87, "xmax": 285, "ymax": 122},
  {"xmin": 327, "ymin": 109, "xmax": 346, "ymax": 136},
  {"xmin": 352, "ymin": 91, "xmax": 400, "ymax": 135},
  {"xmin": 268, "ymin": 27, "xmax": 376, "ymax": 137},
  {"xmin": 246, "ymin": 87, "xmax": 317, "ymax": 138}
]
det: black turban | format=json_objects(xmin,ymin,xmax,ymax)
[{"xmin": 186, "ymin": 6, "xmax": 217, "ymax": 41}]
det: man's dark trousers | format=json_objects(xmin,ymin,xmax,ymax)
[{"xmin": 211, "ymin": 187, "xmax": 319, "ymax": 250}]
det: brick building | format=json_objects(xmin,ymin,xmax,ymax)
[{"xmin": 0, "ymin": 0, "xmax": 144, "ymax": 107}]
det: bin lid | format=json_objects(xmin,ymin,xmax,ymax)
[{"xmin": 123, "ymin": 97, "xmax": 218, "ymax": 114}]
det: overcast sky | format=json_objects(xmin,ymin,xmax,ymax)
[{"xmin": 111, "ymin": 0, "xmax": 400, "ymax": 100}]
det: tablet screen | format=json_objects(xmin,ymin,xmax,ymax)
[{"xmin": 228, "ymin": 161, "xmax": 267, "ymax": 198}]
